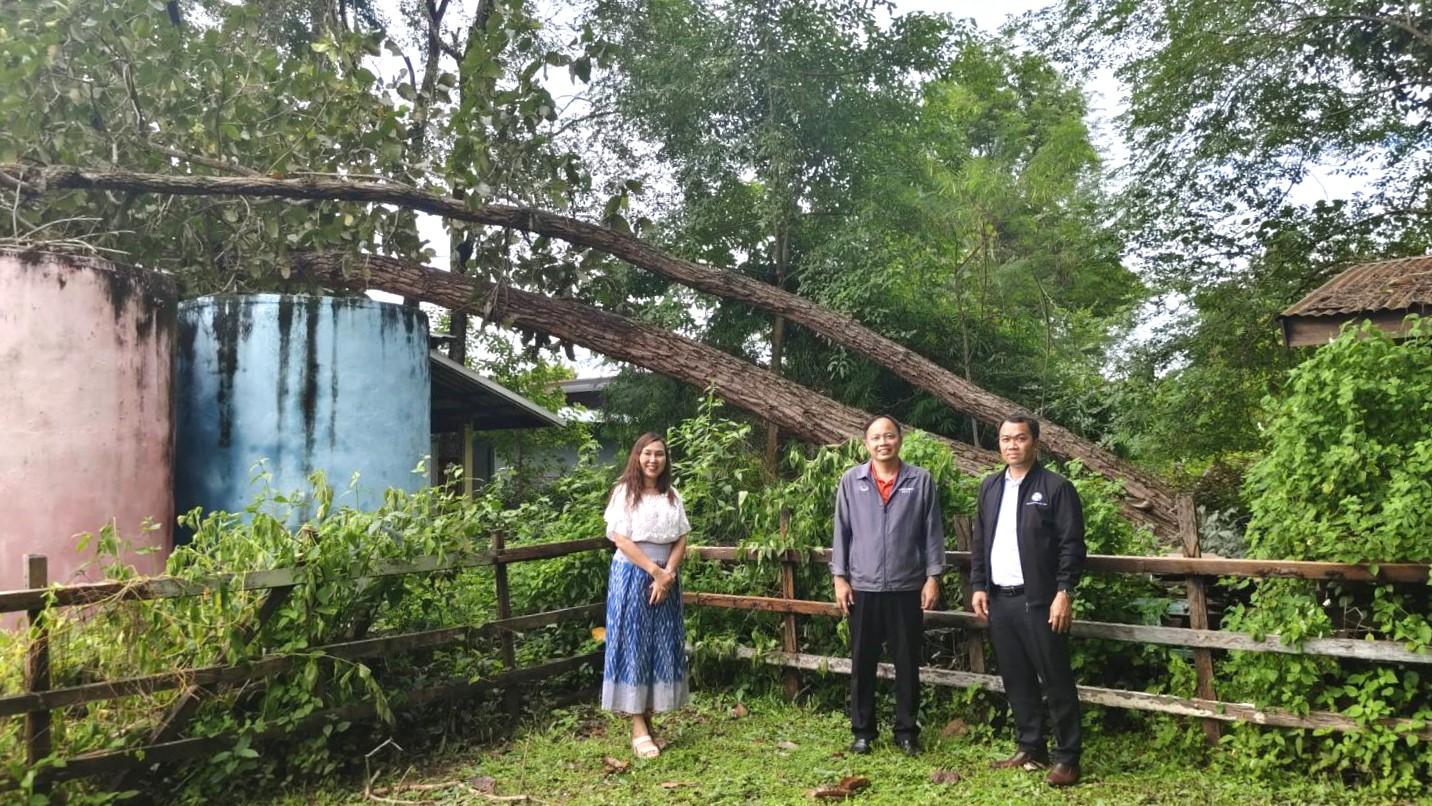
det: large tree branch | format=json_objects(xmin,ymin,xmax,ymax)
[
  {"xmin": 291, "ymin": 251, "xmax": 1172, "ymax": 532},
  {"xmin": 290, "ymin": 250, "xmax": 997, "ymax": 468},
  {"xmin": 5, "ymin": 163, "xmax": 1177, "ymax": 534}
]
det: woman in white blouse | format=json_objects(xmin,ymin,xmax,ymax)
[{"xmin": 601, "ymin": 432, "xmax": 691, "ymax": 759}]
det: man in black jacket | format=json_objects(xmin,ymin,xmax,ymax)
[{"xmin": 970, "ymin": 414, "xmax": 1086, "ymax": 787}]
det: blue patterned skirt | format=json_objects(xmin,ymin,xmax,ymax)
[{"xmin": 601, "ymin": 555, "xmax": 689, "ymax": 714}]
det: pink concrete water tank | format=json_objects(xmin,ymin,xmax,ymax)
[{"xmin": 0, "ymin": 250, "xmax": 175, "ymax": 592}]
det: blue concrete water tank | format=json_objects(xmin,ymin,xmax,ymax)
[{"xmin": 175, "ymin": 295, "xmax": 430, "ymax": 527}]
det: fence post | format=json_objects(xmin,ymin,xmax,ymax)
[
  {"xmin": 953, "ymin": 517, "xmax": 985, "ymax": 673},
  {"xmin": 777, "ymin": 510, "xmax": 800, "ymax": 701},
  {"xmin": 492, "ymin": 530, "xmax": 520, "ymax": 720},
  {"xmin": 24, "ymin": 555, "xmax": 53, "ymax": 798},
  {"xmin": 1178, "ymin": 496, "xmax": 1222, "ymax": 743}
]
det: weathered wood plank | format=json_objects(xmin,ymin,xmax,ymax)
[
  {"xmin": 685, "ymin": 592, "xmax": 1432, "ymax": 664},
  {"xmin": 951, "ymin": 516, "xmax": 986, "ymax": 674},
  {"xmin": 24, "ymin": 555, "xmax": 52, "ymax": 799},
  {"xmin": 0, "ymin": 538, "xmax": 609, "ymax": 613},
  {"xmin": 5, "ymin": 539, "xmax": 1422, "ymax": 615},
  {"xmin": 688, "ymin": 546, "xmax": 1431, "ymax": 584},
  {"xmin": 1179, "ymin": 496, "xmax": 1222, "ymax": 743},
  {"xmin": 483, "ymin": 602, "xmax": 605, "ymax": 634},
  {"xmin": 735, "ymin": 647, "xmax": 1432, "ymax": 739},
  {"xmin": 778, "ymin": 510, "xmax": 801, "ymax": 701},
  {"xmin": 493, "ymin": 530, "xmax": 520, "ymax": 720},
  {"xmin": 0, "ymin": 604, "xmax": 604, "ymax": 717}
]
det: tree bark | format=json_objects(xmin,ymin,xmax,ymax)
[
  {"xmin": 6, "ymin": 164, "xmax": 1176, "ymax": 534},
  {"xmin": 290, "ymin": 251, "xmax": 996, "ymax": 469}
]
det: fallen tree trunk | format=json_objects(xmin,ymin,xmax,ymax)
[
  {"xmin": 292, "ymin": 252, "xmax": 1175, "ymax": 533},
  {"xmin": 4, "ymin": 164, "xmax": 1176, "ymax": 533},
  {"xmin": 290, "ymin": 251, "xmax": 996, "ymax": 473}
]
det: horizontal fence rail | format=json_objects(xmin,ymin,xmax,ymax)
[
  {"xmin": 0, "ymin": 602, "xmax": 606, "ymax": 718},
  {"xmin": 9, "ymin": 528, "xmax": 1432, "ymax": 796},
  {"xmin": 689, "ymin": 547, "xmax": 1432, "ymax": 584},
  {"xmin": 732, "ymin": 648, "xmax": 1432, "ymax": 740},
  {"xmin": 3, "ymin": 537, "xmax": 613, "ymax": 794},
  {"xmin": 683, "ymin": 536, "xmax": 1432, "ymax": 744},
  {"xmin": 0, "ymin": 537, "xmax": 611, "ymax": 614},
  {"xmin": 681, "ymin": 592, "xmax": 1432, "ymax": 665}
]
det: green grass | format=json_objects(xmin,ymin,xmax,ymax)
[{"xmin": 254, "ymin": 693, "xmax": 1384, "ymax": 805}]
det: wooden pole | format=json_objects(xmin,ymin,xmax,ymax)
[
  {"xmin": 24, "ymin": 555, "xmax": 52, "ymax": 798},
  {"xmin": 462, "ymin": 423, "xmax": 475, "ymax": 499},
  {"xmin": 778, "ymin": 511, "xmax": 800, "ymax": 700},
  {"xmin": 1178, "ymin": 496, "xmax": 1222, "ymax": 743},
  {"xmin": 952, "ymin": 517, "xmax": 985, "ymax": 673},
  {"xmin": 492, "ymin": 530, "xmax": 519, "ymax": 720}
]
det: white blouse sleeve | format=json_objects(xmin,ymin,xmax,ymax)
[{"xmin": 604, "ymin": 485, "xmax": 632, "ymax": 541}]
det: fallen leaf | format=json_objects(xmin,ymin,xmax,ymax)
[
  {"xmin": 837, "ymin": 776, "xmax": 870, "ymax": 792},
  {"xmin": 591, "ymin": 627, "xmax": 607, "ymax": 642},
  {"xmin": 659, "ymin": 781, "xmax": 697, "ymax": 789},
  {"xmin": 930, "ymin": 769, "xmax": 962, "ymax": 785},
  {"xmin": 468, "ymin": 776, "xmax": 497, "ymax": 794},
  {"xmin": 777, "ymin": 740, "xmax": 799, "ymax": 750},
  {"xmin": 602, "ymin": 756, "xmax": 630, "ymax": 774},
  {"xmin": 810, "ymin": 786, "xmax": 852, "ymax": 800},
  {"xmin": 829, "ymin": 751, "xmax": 846, "ymax": 759},
  {"xmin": 729, "ymin": 702, "xmax": 749, "ymax": 719},
  {"xmin": 939, "ymin": 719, "xmax": 969, "ymax": 738}
]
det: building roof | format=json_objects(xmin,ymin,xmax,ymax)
[
  {"xmin": 429, "ymin": 351, "xmax": 563, "ymax": 432},
  {"xmin": 558, "ymin": 376, "xmax": 618, "ymax": 409},
  {"xmin": 1279, "ymin": 256, "xmax": 1432, "ymax": 346}
]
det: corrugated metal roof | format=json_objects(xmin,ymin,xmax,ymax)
[
  {"xmin": 1282, "ymin": 255, "xmax": 1432, "ymax": 318},
  {"xmin": 429, "ymin": 351, "xmax": 563, "ymax": 432}
]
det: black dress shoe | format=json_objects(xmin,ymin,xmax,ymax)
[
  {"xmin": 849, "ymin": 737, "xmax": 873, "ymax": 754},
  {"xmin": 894, "ymin": 736, "xmax": 921, "ymax": 756},
  {"xmin": 990, "ymin": 749, "xmax": 1049, "ymax": 770},
  {"xmin": 1046, "ymin": 762, "xmax": 1080, "ymax": 787}
]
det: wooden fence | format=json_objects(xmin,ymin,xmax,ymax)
[
  {"xmin": 0, "ymin": 538, "xmax": 611, "ymax": 797},
  {"xmin": 4, "ymin": 515, "xmax": 1431, "ymax": 797}
]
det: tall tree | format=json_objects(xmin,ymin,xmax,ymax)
[
  {"xmin": 587, "ymin": 0, "xmax": 953, "ymax": 466},
  {"xmin": 590, "ymin": 2, "xmax": 1140, "ymax": 447},
  {"xmin": 1033, "ymin": 0, "xmax": 1432, "ymax": 464}
]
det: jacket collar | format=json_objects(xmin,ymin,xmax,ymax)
[
  {"xmin": 1000, "ymin": 461, "xmax": 1043, "ymax": 486},
  {"xmin": 856, "ymin": 459, "xmax": 906, "ymax": 484}
]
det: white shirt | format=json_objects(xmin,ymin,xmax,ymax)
[
  {"xmin": 604, "ymin": 483, "xmax": 691, "ymax": 564},
  {"xmin": 990, "ymin": 471, "xmax": 1025, "ymax": 586}
]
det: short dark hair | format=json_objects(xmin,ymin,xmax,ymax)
[
  {"xmin": 1001, "ymin": 413, "xmax": 1040, "ymax": 440},
  {"xmin": 863, "ymin": 414, "xmax": 902, "ymax": 437}
]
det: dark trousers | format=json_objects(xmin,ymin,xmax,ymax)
[
  {"xmin": 988, "ymin": 590, "xmax": 1082, "ymax": 763},
  {"xmin": 849, "ymin": 589, "xmax": 922, "ymax": 740}
]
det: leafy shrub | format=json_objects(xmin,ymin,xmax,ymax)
[{"xmin": 1217, "ymin": 317, "xmax": 1432, "ymax": 794}]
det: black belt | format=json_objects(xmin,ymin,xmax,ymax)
[{"xmin": 991, "ymin": 584, "xmax": 1025, "ymax": 596}]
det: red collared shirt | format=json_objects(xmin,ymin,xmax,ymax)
[{"xmin": 875, "ymin": 472, "xmax": 898, "ymax": 504}]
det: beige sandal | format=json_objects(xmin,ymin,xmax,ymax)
[{"xmin": 632, "ymin": 734, "xmax": 660, "ymax": 759}]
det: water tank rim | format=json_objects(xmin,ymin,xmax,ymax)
[
  {"xmin": 1, "ymin": 246, "xmax": 178, "ymax": 298},
  {"xmin": 178, "ymin": 292, "xmax": 412, "ymax": 311}
]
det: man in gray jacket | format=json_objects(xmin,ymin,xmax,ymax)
[{"xmin": 832, "ymin": 415, "xmax": 945, "ymax": 756}]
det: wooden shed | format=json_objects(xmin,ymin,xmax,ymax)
[{"xmin": 1280, "ymin": 256, "xmax": 1432, "ymax": 347}]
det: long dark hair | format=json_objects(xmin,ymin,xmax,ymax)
[{"xmin": 615, "ymin": 432, "xmax": 675, "ymax": 510}]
